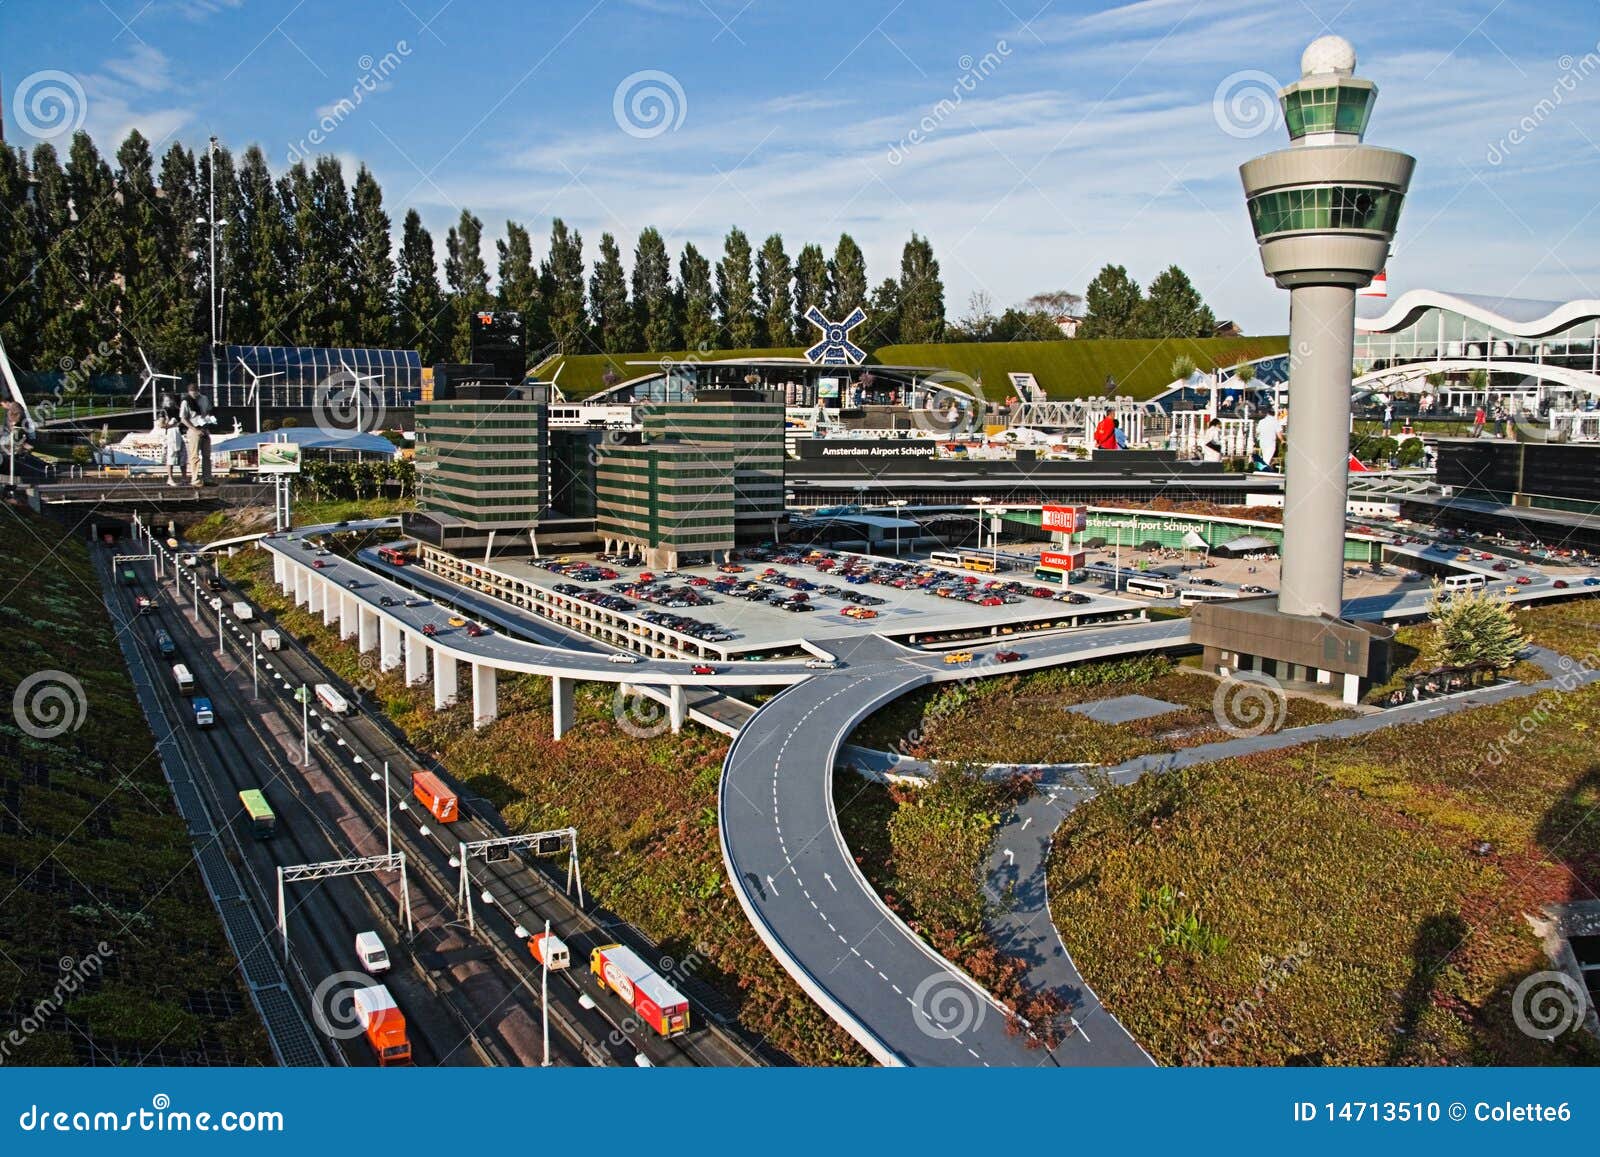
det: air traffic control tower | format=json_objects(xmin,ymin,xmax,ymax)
[{"xmin": 1192, "ymin": 36, "xmax": 1412, "ymax": 702}]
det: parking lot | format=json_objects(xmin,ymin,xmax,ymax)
[{"xmin": 425, "ymin": 543, "xmax": 1147, "ymax": 661}]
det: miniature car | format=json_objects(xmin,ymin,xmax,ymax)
[
  {"xmin": 691, "ymin": 664, "xmax": 716, "ymax": 675},
  {"xmin": 994, "ymin": 650, "xmax": 1022, "ymax": 663},
  {"xmin": 422, "ymin": 623, "xmax": 438, "ymax": 636},
  {"xmin": 944, "ymin": 652, "xmax": 973, "ymax": 664},
  {"xmin": 607, "ymin": 652, "xmax": 641, "ymax": 664}
]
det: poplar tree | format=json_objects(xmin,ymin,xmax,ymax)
[{"xmin": 716, "ymin": 226, "xmax": 757, "ymax": 348}]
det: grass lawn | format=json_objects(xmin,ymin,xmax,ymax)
[
  {"xmin": 1512, "ymin": 594, "xmax": 1600, "ymax": 658},
  {"xmin": 221, "ymin": 547, "xmax": 865, "ymax": 1065},
  {"xmin": 185, "ymin": 497, "xmax": 416, "ymax": 546},
  {"xmin": 1047, "ymin": 681, "xmax": 1600, "ymax": 1066},
  {"xmin": 848, "ymin": 655, "xmax": 1353, "ymax": 768},
  {"xmin": 0, "ymin": 504, "xmax": 271, "ymax": 1065},
  {"xmin": 545, "ymin": 335, "xmax": 1287, "ymax": 400}
]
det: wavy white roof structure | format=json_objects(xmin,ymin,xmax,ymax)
[{"xmin": 1358, "ymin": 289, "xmax": 1600, "ymax": 337}]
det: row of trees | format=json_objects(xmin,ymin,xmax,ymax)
[
  {"xmin": 0, "ymin": 127, "xmax": 1221, "ymax": 379},
  {"xmin": 0, "ymin": 129, "xmax": 951, "ymax": 375},
  {"xmin": 1078, "ymin": 263, "xmax": 1218, "ymax": 339}
]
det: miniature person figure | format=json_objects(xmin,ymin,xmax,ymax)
[
  {"xmin": 179, "ymin": 383, "xmax": 216, "ymax": 485},
  {"xmin": 1201, "ymin": 418, "xmax": 1224, "ymax": 463},
  {"xmin": 1093, "ymin": 412, "xmax": 1119, "ymax": 450},
  {"xmin": 1255, "ymin": 408, "xmax": 1284, "ymax": 468},
  {"xmin": 159, "ymin": 392, "xmax": 184, "ymax": 486}
]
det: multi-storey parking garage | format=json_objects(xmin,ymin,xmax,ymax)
[{"xmin": 413, "ymin": 542, "xmax": 1151, "ymax": 663}]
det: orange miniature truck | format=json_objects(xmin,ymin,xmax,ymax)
[{"xmin": 352, "ymin": 984, "xmax": 412, "ymax": 1066}]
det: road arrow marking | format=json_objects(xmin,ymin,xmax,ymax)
[
  {"xmin": 1020, "ymin": 816, "xmax": 1033, "ymax": 831},
  {"xmin": 824, "ymin": 872, "xmax": 837, "ymax": 891},
  {"xmin": 1003, "ymin": 848, "xmax": 1015, "ymax": 865},
  {"xmin": 766, "ymin": 874, "xmax": 780, "ymax": 897}
]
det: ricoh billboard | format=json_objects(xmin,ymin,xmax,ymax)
[{"xmin": 1041, "ymin": 504, "xmax": 1086, "ymax": 534}]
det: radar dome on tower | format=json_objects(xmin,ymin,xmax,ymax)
[{"xmin": 1301, "ymin": 34, "xmax": 1357, "ymax": 77}]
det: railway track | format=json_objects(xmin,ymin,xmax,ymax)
[{"xmin": 155, "ymin": 537, "xmax": 772, "ymax": 1066}]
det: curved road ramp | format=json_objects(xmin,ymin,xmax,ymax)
[{"xmin": 719, "ymin": 627, "xmax": 1174, "ymax": 1067}]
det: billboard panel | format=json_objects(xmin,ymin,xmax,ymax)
[
  {"xmin": 1041, "ymin": 504, "xmax": 1086, "ymax": 534},
  {"xmin": 1039, "ymin": 549, "xmax": 1085, "ymax": 572},
  {"xmin": 256, "ymin": 442, "xmax": 302, "ymax": 474}
]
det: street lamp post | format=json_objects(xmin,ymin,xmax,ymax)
[
  {"xmin": 206, "ymin": 136, "xmax": 220, "ymax": 396},
  {"xmin": 888, "ymin": 499, "xmax": 908, "ymax": 556},
  {"xmin": 541, "ymin": 918, "xmax": 552, "ymax": 1067},
  {"xmin": 972, "ymin": 496, "xmax": 991, "ymax": 555}
]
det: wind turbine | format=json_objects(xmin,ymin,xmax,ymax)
[
  {"xmin": 135, "ymin": 349, "xmax": 183, "ymax": 429},
  {"xmin": 237, "ymin": 356, "xmax": 284, "ymax": 434},
  {"xmin": 338, "ymin": 358, "xmax": 384, "ymax": 434}
]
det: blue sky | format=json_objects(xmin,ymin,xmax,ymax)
[{"xmin": 3, "ymin": 0, "xmax": 1597, "ymax": 334}]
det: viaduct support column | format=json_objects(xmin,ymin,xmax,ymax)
[
  {"xmin": 433, "ymin": 648, "xmax": 458, "ymax": 710},
  {"xmin": 668, "ymin": 684, "xmax": 687, "ymax": 734},
  {"xmin": 320, "ymin": 581, "xmax": 337, "ymax": 628},
  {"xmin": 552, "ymin": 676, "xmax": 575, "ymax": 740},
  {"xmin": 379, "ymin": 618, "xmax": 402, "ymax": 672},
  {"xmin": 339, "ymin": 594, "xmax": 358, "ymax": 641},
  {"xmin": 471, "ymin": 663, "xmax": 497, "ymax": 729},
  {"xmin": 405, "ymin": 631, "xmax": 428, "ymax": 686},
  {"xmin": 358, "ymin": 606, "xmax": 378, "ymax": 654}
]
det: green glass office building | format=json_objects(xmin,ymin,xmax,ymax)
[
  {"xmin": 641, "ymin": 388, "xmax": 785, "ymax": 541},
  {"xmin": 415, "ymin": 384, "xmax": 550, "ymax": 530},
  {"xmin": 595, "ymin": 435, "xmax": 736, "ymax": 569}
]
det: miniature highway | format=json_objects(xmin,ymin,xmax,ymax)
[
  {"xmin": 106, "ymin": 557, "xmax": 514, "ymax": 1067},
  {"xmin": 145, "ymin": 528, "xmax": 771, "ymax": 1068},
  {"xmin": 720, "ymin": 621, "xmax": 1188, "ymax": 1067}
]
